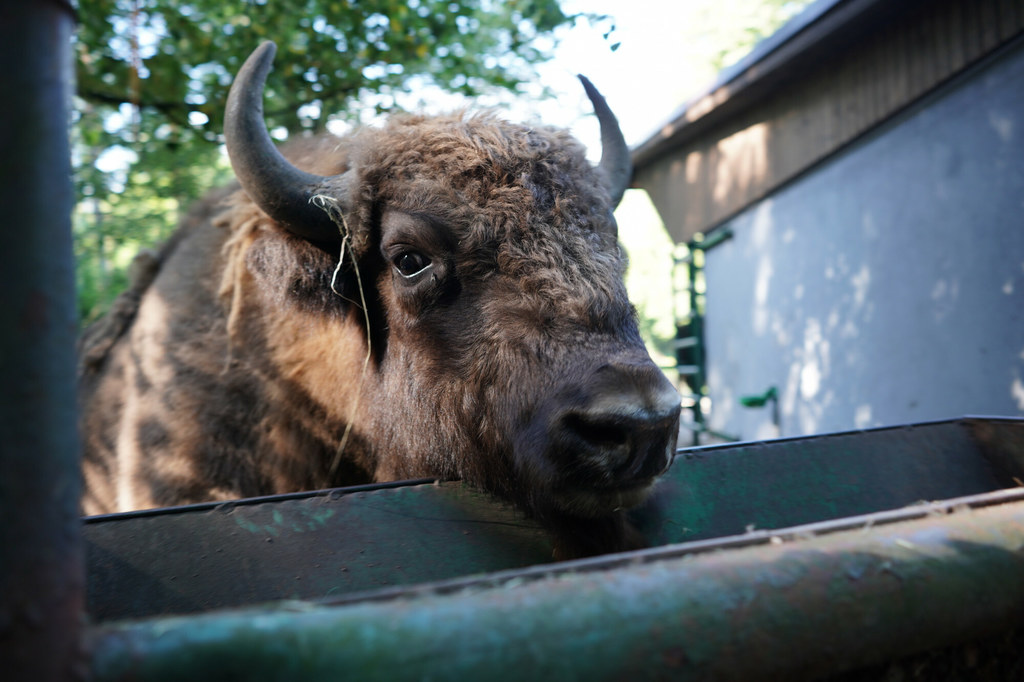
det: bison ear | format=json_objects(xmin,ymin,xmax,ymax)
[
  {"xmin": 225, "ymin": 41, "xmax": 347, "ymax": 246},
  {"xmin": 578, "ymin": 75, "xmax": 632, "ymax": 208}
]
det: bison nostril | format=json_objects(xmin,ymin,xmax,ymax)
[
  {"xmin": 564, "ymin": 414, "xmax": 631, "ymax": 450},
  {"xmin": 556, "ymin": 401, "xmax": 679, "ymax": 481}
]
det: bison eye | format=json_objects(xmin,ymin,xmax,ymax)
[{"xmin": 393, "ymin": 250, "xmax": 432, "ymax": 279}]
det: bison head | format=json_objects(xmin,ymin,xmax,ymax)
[{"xmin": 223, "ymin": 42, "xmax": 680, "ymax": 557}]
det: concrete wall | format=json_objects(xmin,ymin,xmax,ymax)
[{"xmin": 703, "ymin": 40, "xmax": 1024, "ymax": 441}]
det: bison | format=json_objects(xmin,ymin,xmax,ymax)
[{"xmin": 79, "ymin": 42, "xmax": 681, "ymax": 558}]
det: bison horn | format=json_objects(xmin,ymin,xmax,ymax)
[
  {"xmin": 225, "ymin": 41, "xmax": 340, "ymax": 244},
  {"xmin": 578, "ymin": 75, "xmax": 632, "ymax": 207}
]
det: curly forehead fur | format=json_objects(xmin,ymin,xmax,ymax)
[
  {"xmin": 293, "ymin": 110, "xmax": 615, "ymax": 242},
  {"xmin": 359, "ymin": 110, "xmax": 613, "ymax": 224}
]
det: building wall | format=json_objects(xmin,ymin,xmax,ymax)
[
  {"xmin": 702, "ymin": 40, "xmax": 1024, "ymax": 441},
  {"xmin": 636, "ymin": 0, "xmax": 1024, "ymax": 245}
]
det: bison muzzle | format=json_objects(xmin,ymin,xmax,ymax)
[{"xmin": 79, "ymin": 41, "xmax": 681, "ymax": 558}]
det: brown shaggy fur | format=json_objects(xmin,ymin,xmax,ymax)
[{"xmin": 79, "ymin": 109, "xmax": 678, "ymax": 558}]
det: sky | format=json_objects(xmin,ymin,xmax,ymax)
[
  {"xmin": 359, "ymin": 1, "xmax": 811, "ymax": 160},
  {"xmin": 532, "ymin": 0, "xmax": 722, "ymax": 150},
  {"xmin": 523, "ymin": 0, "xmax": 812, "ymax": 155}
]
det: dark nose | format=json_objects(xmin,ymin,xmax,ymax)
[{"xmin": 554, "ymin": 361, "xmax": 681, "ymax": 483}]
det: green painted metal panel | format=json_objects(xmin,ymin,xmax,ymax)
[
  {"xmin": 85, "ymin": 481, "xmax": 553, "ymax": 620},
  {"xmin": 634, "ymin": 418, "xmax": 1020, "ymax": 545}
]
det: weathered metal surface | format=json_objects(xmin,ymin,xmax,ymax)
[
  {"xmin": 0, "ymin": 1, "xmax": 83, "ymax": 680},
  {"xmin": 85, "ymin": 481, "xmax": 553, "ymax": 620},
  {"xmin": 969, "ymin": 417, "xmax": 1024, "ymax": 482},
  {"xmin": 89, "ymin": 498, "xmax": 1024, "ymax": 681},
  {"xmin": 834, "ymin": 627, "xmax": 1024, "ymax": 681},
  {"xmin": 85, "ymin": 417, "xmax": 1024, "ymax": 622},
  {"xmin": 635, "ymin": 417, "xmax": 1021, "ymax": 545}
]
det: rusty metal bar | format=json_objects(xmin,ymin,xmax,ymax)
[
  {"xmin": 90, "ymin": 499, "xmax": 1024, "ymax": 681},
  {"xmin": 0, "ymin": 1, "xmax": 83, "ymax": 680}
]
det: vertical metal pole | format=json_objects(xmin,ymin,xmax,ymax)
[{"xmin": 0, "ymin": 1, "xmax": 84, "ymax": 680}]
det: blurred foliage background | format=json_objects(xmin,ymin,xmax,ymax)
[
  {"xmin": 73, "ymin": 0, "xmax": 576, "ymax": 324},
  {"xmin": 73, "ymin": 0, "xmax": 810, "ymax": 327}
]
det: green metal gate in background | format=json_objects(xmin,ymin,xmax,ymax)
[{"xmin": 673, "ymin": 228, "xmax": 734, "ymax": 445}]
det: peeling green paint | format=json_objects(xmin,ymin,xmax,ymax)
[{"xmin": 232, "ymin": 514, "xmax": 281, "ymax": 537}]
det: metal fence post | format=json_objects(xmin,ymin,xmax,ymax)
[{"xmin": 0, "ymin": 1, "xmax": 84, "ymax": 680}]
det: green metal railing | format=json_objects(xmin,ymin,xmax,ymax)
[{"xmin": 672, "ymin": 228, "xmax": 734, "ymax": 444}]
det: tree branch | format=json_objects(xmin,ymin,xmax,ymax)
[{"xmin": 77, "ymin": 88, "xmax": 195, "ymax": 128}]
